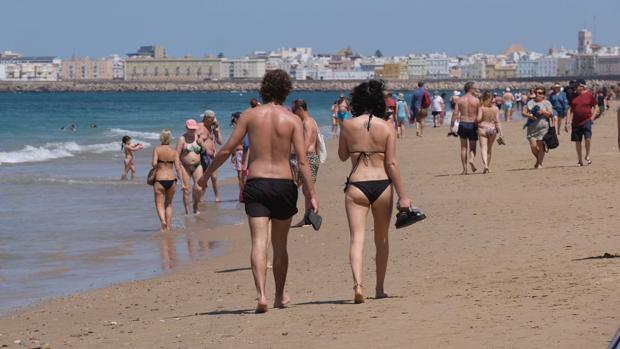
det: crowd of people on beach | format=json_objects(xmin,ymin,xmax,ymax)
[{"xmin": 118, "ymin": 71, "xmax": 619, "ymax": 312}]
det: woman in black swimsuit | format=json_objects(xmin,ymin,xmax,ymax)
[
  {"xmin": 152, "ymin": 129, "xmax": 186, "ymax": 232},
  {"xmin": 338, "ymin": 80, "xmax": 415, "ymax": 304}
]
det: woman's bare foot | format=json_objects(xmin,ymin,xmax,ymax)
[
  {"xmin": 483, "ymin": 168, "xmax": 490, "ymax": 174},
  {"xmin": 460, "ymin": 170, "xmax": 468, "ymax": 175},
  {"xmin": 274, "ymin": 293, "xmax": 290, "ymax": 309},
  {"xmin": 469, "ymin": 162, "xmax": 477, "ymax": 173},
  {"xmin": 255, "ymin": 298, "xmax": 268, "ymax": 314},
  {"xmin": 353, "ymin": 284, "xmax": 364, "ymax": 304}
]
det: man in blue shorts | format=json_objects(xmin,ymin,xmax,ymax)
[{"xmin": 565, "ymin": 79, "xmax": 599, "ymax": 166}]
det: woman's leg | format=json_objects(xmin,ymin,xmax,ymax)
[
  {"xmin": 154, "ymin": 183, "xmax": 167, "ymax": 232},
  {"xmin": 191, "ymin": 166, "xmax": 204, "ymax": 214},
  {"xmin": 536, "ymin": 140, "xmax": 546, "ymax": 167},
  {"xmin": 345, "ymin": 187, "xmax": 370, "ymax": 303},
  {"xmin": 179, "ymin": 166, "xmax": 192, "ymax": 215},
  {"xmin": 164, "ymin": 183, "xmax": 176, "ymax": 230},
  {"xmin": 210, "ymin": 171, "xmax": 221, "ymax": 202},
  {"xmin": 487, "ymin": 134, "xmax": 497, "ymax": 169},
  {"xmin": 370, "ymin": 186, "xmax": 393, "ymax": 299},
  {"xmin": 528, "ymin": 139, "xmax": 540, "ymax": 167},
  {"xmin": 478, "ymin": 133, "xmax": 489, "ymax": 172}
]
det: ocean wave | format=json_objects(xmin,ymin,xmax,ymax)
[
  {"xmin": 109, "ymin": 128, "xmax": 161, "ymax": 140},
  {"xmin": 0, "ymin": 140, "xmax": 150, "ymax": 165}
]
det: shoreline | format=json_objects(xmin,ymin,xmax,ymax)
[
  {"xmin": 1, "ymin": 104, "xmax": 619, "ymax": 348},
  {"xmin": 1, "ymin": 77, "xmax": 619, "ymax": 93}
]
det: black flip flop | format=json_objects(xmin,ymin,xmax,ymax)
[
  {"xmin": 306, "ymin": 210, "xmax": 322, "ymax": 231},
  {"xmin": 395, "ymin": 206, "xmax": 426, "ymax": 229}
]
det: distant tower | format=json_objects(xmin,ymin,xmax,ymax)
[{"xmin": 578, "ymin": 29, "xmax": 592, "ymax": 54}]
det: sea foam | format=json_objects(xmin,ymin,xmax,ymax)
[{"xmin": 109, "ymin": 128, "xmax": 161, "ymax": 140}]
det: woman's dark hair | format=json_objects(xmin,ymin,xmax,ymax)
[
  {"xmin": 291, "ymin": 99, "xmax": 307, "ymax": 113},
  {"xmin": 350, "ymin": 79, "xmax": 386, "ymax": 119},
  {"xmin": 259, "ymin": 69, "xmax": 292, "ymax": 105},
  {"xmin": 121, "ymin": 135, "xmax": 131, "ymax": 150}
]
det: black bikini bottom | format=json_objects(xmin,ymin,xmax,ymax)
[
  {"xmin": 347, "ymin": 179, "xmax": 392, "ymax": 204},
  {"xmin": 157, "ymin": 179, "xmax": 176, "ymax": 190}
]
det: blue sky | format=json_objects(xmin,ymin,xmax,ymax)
[{"xmin": 2, "ymin": 0, "xmax": 619, "ymax": 58}]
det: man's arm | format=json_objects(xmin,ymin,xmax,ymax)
[
  {"xmin": 199, "ymin": 115, "xmax": 248, "ymax": 187},
  {"xmin": 292, "ymin": 118, "xmax": 319, "ymax": 213}
]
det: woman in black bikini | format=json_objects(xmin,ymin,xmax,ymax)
[
  {"xmin": 152, "ymin": 129, "xmax": 186, "ymax": 232},
  {"xmin": 338, "ymin": 80, "xmax": 419, "ymax": 304}
]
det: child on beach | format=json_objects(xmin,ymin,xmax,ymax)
[
  {"xmin": 121, "ymin": 135, "xmax": 144, "ymax": 180},
  {"xmin": 230, "ymin": 112, "xmax": 246, "ymax": 201}
]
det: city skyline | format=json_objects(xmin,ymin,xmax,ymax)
[{"xmin": 2, "ymin": 0, "xmax": 619, "ymax": 58}]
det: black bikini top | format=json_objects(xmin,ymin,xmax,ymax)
[
  {"xmin": 157, "ymin": 159, "xmax": 175, "ymax": 164},
  {"xmin": 343, "ymin": 114, "xmax": 386, "ymax": 191}
]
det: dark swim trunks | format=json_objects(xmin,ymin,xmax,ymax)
[
  {"xmin": 200, "ymin": 152, "xmax": 213, "ymax": 170},
  {"xmin": 243, "ymin": 178, "xmax": 298, "ymax": 220},
  {"xmin": 458, "ymin": 122, "xmax": 478, "ymax": 141}
]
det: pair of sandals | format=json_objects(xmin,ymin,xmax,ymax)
[
  {"xmin": 395, "ymin": 206, "xmax": 426, "ymax": 229},
  {"xmin": 295, "ymin": 209, "xmax": 322, "ymax": 231}
]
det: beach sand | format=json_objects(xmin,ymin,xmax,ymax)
[{"xmin": 1, "ymin": 104, "xmax": 619, "ymax": 349}]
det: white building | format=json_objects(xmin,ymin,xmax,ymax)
[
  {"xmin": 461, "ymin": 61, "xmax": 486, "ymax": 79},
  {"xmin": 516, "ymin": 59, "xmax": 539, "ymax": 78},
  {"xmin": 0, "ymin": 64, "xmax": 6, "ymax": 80},
  {"xmin": 537, "ymin": 56, "xmax": 558, "ymax": 77},
  {"xmin": 425, "ymin": 54, "xmax": 450, "ymax": 79},
  {"xmin": 220, "ymin": 59, "xmax": 266, "ymax": 79},
  {"xmin": 111, "ymin": 54, "xmax": 124, "ymax": 80},
  {"xmin": 0, "ymin": 56, "xmax": 61, "ymax": 81}
]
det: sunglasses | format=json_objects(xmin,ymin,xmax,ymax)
[{"xmin": 536, "ymin": 91, "xmax": 545, "ymax": 95}]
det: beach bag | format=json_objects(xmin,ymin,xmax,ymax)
[
  {"xmin": 146, "ymin": 168, "xmax": 157, "ymax": 186},
  {"xmin": 543, "ymin": 126, "xmax": 559, "ymax": 151},
  {"xmin": 314, "ymin": 120, "xmax": 327, "ymax": 163}
]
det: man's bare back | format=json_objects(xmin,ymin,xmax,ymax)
[
  {"xmin": 456, "ymin": 93, "xmax": 480, "ymax": 123},
  {"xmin": 302, "ymin": 116, "xmax": 318, "ymax": 154}
]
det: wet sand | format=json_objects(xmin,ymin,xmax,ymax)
[{"xmin": 1, "ymin": 104, "xmax": 619, "ymax": 348}]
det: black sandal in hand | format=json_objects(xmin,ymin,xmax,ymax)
[{"xmin": 395, "ymin": 205, "xmax": 426, "ymax": 229}]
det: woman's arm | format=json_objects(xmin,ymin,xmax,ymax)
[
  {"xmin": 151, "ymin": 147, "xmax": 158, "ymax": 168},
  {"xmin": 476, "ymin": 105, "xmax": 483, "ymax": 123},
  {"xmin": 494, "ymin": 108, "xmax": 503, "ymax": 136},
  {"xmin": 174, "ymin": 152, "xmax": 187, "ymax": 189},
  {"xmin": 175, "ymin": 136, "xmax": 185, "ymax": 157},
  {"xmin": 384, "ymin": 127, "xmax": 411, "ymax": 209},
  {"xmin": 337, "ymin": 124, "xmax": 349, "ymax": 161}
]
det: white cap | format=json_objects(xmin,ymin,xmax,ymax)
[{"xmin": 505, "ymin": 88, "xmax": 511, "ymax": 92}]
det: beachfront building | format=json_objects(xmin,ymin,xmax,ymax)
[
  {"xmin": 425, "ymin": 54, "xmax": 449, "ymax": 79},
  {"xmin": 127, "ymin": 45, "xmax": 166, "ymax": 59},
  {"xmin": 220, "ymin": 59, "xmax": 266, "ymax": 79},
  {"xmin": 461, "ymin": 61, "xmax": 486, "ymax": 79},
  {"xmin": 124, "ymin": 57, "xmax": 221, "ymax": 81},
  {"xmin": 61, "ymin": 57, "xmax": 114, "ymax": 80},
  {"xmin": 516, "ymin": 59, "xmax": 539, "ymax": 78},
  {"xmin": 375, "ymin": 63, "xmax": 408, "ymax": 80},
  {"xmin": 111, "ymin": 55, "xmax": 124, "ymax": 80},
  {"xmin": 536, "ymin": 56, "xmax": 559, "ymax": 77},
  {"xmin": 578, "ymin": 29, "xmax": 593, "ymax": 54},
  {"xmin": 406, "ymin": 56, "xmax": 426, "ymax": 81},
  {"xmin": 485, "ymin": 64, "xmax": 517, "ymax": 80},
  {"xmin": 0, "ymin": 56, "xmax": 61, "ymax": 81},
  {"xmin": 573, "ymin": 54, "xmax": 597, "ymax": 76},
  {"xmin": 596, "ymin": 56, "xmax": 620, "ymax": 75},
  {"xmin": 556, "ymin": 57, "xmax": 575, "ymax": 77}
]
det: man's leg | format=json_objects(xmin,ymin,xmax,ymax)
[
  {"xmin": 271, "ymin": 218, "xmax": 293, "ymax": 308},
  {"xmin": 585, "ymin": 139, "xmax": 592, "ymax": 163},
  {"xmin": 459, "ymin": 138, "xmax": 468, "ymax": 175},
  {"xmin": 575, "ymin": 141, "xmax": 583, "ymax": 165},
  {"xmin": 468, "ymin": 138, "xmax": 477, "ymax": 172},
  {"xmin": 247, "ymin": 216, "xmax": 271, "ymax": 313}
]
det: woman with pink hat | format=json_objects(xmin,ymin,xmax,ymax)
[{"xmin": 176, "ymin": 119, "xmax": 205, "ymax": 214}]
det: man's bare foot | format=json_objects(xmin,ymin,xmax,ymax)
[
  {"xmin": 460, "ymin": 170, "xmax": 468, "ymax": 175},
  {"xmin": 353, "ymin": 284, "xmax": 364, "ymax": 304},
  {"xmin": 577, "ymin": 161, "xmax": 584, "ymax": 167},
  {"xmin": 274, "ymin": 293, "xmax": 290, "ymax": 308},
  {"xmin": 215, "ymin": 197, "xmax": 221, "ymax": 203},
  {"xmin": 375, "ymin": 290, "xmax": 389, "ymax": 299},
  {"xmin": 483, "ymin": 168, "xmax": 490, "ymax": 174}
]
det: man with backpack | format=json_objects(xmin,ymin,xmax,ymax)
[{"xmin": 410, "ymin": 81, "xmax": 431, "ymax": 137}]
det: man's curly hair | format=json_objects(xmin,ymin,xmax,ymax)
[
  {"xmin": 260, "ymin": 69, "xmax": 292, "ymax": 105},
  {"xmin": 350, "ymin": 79, "xmax": 386, "ymax": 118}
]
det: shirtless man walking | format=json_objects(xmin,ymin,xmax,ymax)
[
  {"xmin": 502, "ymin": 88, "xmax": 515, "ymax": 121},
  {"xmin": 197, "ymin": 110, "xmax": 223, "ymax": 202},
  {"xmin": 199, "ymin": 70, "xmax": 319, "ymax": 313},
  {"xmin": 451, "ymin": 82, "xmax": 480, "ymax": 175},
  {"xmin": 290, "ymin": 99, "xmax": 320, "ymax": 228}
]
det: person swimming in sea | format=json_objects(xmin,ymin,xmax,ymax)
[{"xmin": 121, "ymin": 135, "xmax": 144, "ymax": 180}]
